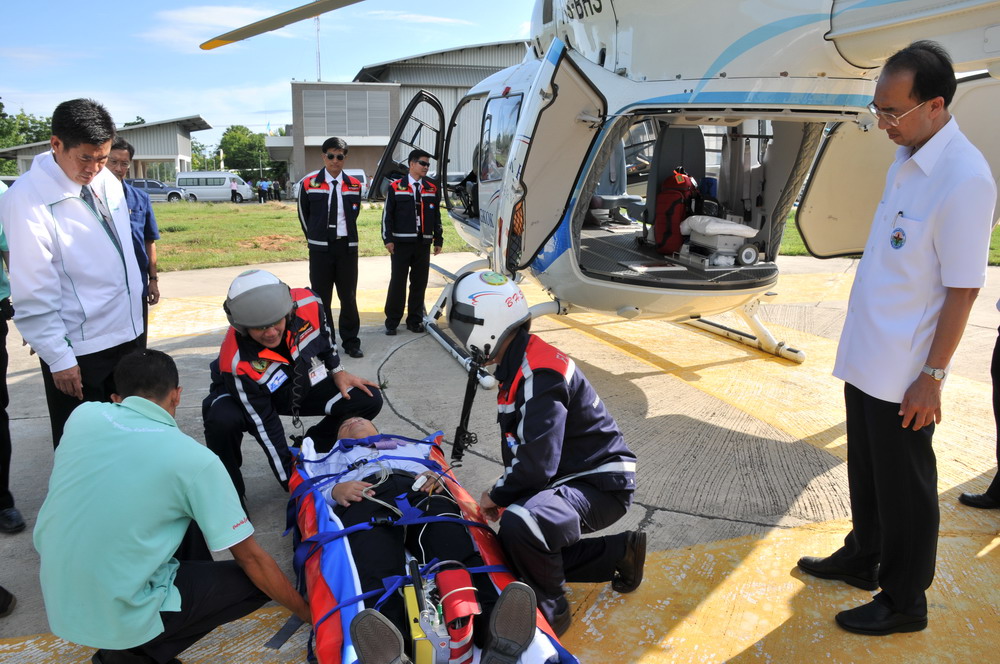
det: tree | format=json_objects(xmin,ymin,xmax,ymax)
[
  {"xmin": 0, "ymin": 98, "xmax": 52, "ymax": 175},
  {"xmin": 123, "ymin": 116, "xmax": 146, "ymax": 126},
  {"xmin": 219, "ymin": 125, "xmax": 285, "ymax": 182},
  {"xmin": 191, "ymin": 139, "xmax": 216, "ymax": 171}
]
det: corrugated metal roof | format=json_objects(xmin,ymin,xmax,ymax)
[
  {"xmin": 369, "ymin": 64, "xmax": 504, "ymax": 87},
  {"xmin": 354, "ymin": 40, "xmax": 528, "ymax": 83},
  {"xmin": 0, "ymin": 115, "xmax": 211, "ymax": 158}
]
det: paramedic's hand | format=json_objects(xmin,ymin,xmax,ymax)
[
  {"xmin": 416, "ymin": 471, "xmax": 443, "ymax": 495},
  {"xmin": 479, "ymin": 491, "xmax": 501, "ymax": 522},
  {"xmin": 332, "ymin": 370, "xmax": 377, "ymax": 399},
  {"xmin": 385, "ymin": 242, "xmax": 395, "ymax": 255},
  {"xmin": 53, "ymin": 365, "xmax": 84, "ymax": 400},
  {"xmin": 433, "ymin": 244, "xmax": 442, "ymax": 256},
  {"xmin": 332, "ymin": 480, "xmax": 374, "ymax": 507},
  {"xmin": 899, "ymin": 373, "xmax": 943, "ymax": 431}
]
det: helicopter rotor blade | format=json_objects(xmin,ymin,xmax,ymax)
[{"xmin": 200, "ymin": 0, "xmax": 363, "ymax": 50}]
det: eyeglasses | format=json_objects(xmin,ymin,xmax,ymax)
[
  {"xmin": 325, "ymin": 153, "xmax": 345, "ymax": 161},
  {"xmin": 249, "ymin": 320, "xmax": 284, "ymax": 332},
  {"xmin": 415, "ymin": 160, "xmax": 430, "ymax": 167},
  {"xmin": 866, "ymin": 100, "xmax": 926, "ymax": 127}
]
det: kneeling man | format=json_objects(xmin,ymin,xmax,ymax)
[{"xmin": 34, "ymin": 349, "xmax": 309, "ymax": 664}]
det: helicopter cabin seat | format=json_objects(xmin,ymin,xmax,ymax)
[
  {"xmin": 637, "ymin": 124, "xmax": 707, "ymax": 245},
  {"xmin": 586, "ymin": 139, "xmax": 643, "ymax": 227}
]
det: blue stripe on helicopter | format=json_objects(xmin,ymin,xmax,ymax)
[
  {"xmin": 634, "ymin": 91, "xmax": 873, "ymax": 107},
  {"xmin": 547, "ymin": 39, "xmax": 565, "ymax": 65}
]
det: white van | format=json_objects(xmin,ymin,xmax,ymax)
[
  {"xmin": 343, "ymin": 169, "xmax": 370, "ymax": 199},
  {"xmin": 175, "ymin": 172, "xmax": 254, "ymax": 202}
]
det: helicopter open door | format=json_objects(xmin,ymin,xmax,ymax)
[
  {"xmin": 370, "ymin": 91, "xmax": 445, "ymax": 202},
  {"xmin": 494, "ymin": 39, "xmax": 607, "ymax": 275},
  {"xmin": 797, "ymin": 73, "xmax": 1000, "ymax": 258}
]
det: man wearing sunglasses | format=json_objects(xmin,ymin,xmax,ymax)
[
  {"xmin": 297, "ymin": 137, "xmax": 366, "ymax": 358},
  {"xmin": 381, "ymin": 149, "xmax": 443, "ymax": 335},
  {"xmin": 797, "ymin": 41, "xmax": 996, "ymax": 636}
]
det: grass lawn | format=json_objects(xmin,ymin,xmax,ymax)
[
  {"xmin": 153, "ymin": 201, "xmax": 466, "ymax": 272},
  {"xmin": 153, "ymin": 201, "xmax": 1000, "ymax": 272}
]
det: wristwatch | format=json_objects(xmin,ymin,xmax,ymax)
[{"xmin": 921, "ymin": 364, "xmax": 946, "ymax": 381}]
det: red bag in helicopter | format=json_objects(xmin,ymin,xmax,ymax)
[{"xmin": 653, "ymin": 169, "xmax": 700, "ymax": 255}]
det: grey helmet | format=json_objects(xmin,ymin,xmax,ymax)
[
  {"xmin": 448, "ymin": 270, "xmax": 530, "ymax": 362},
  {"xmin": 223, "ymin": 269, "xmax": 294, "ymax": 335}
]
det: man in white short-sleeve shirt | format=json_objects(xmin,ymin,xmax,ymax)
[
  {"xmin": 34, "ymin": 349, "xmax": 310, "ymax": 664},
  {"xmin": 797, "ymin": 41, "xmax": 996, "ymax": 636}
]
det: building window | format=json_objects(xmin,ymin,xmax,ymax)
[{"xmin": 146, "ymin": 161, "xmax": 176, "ymax": 183}]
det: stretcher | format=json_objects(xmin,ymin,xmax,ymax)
[{"xmin": 288, "ymin": 431, "xmax": 579, "ymax": 664}]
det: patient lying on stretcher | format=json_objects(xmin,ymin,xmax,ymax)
[{"xmin": 300, "ymin": 417, "xmax": 559, "ymax": 664}]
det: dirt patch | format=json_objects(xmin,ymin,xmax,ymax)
[{"xmin": 237, "ymin": 234, "xmax": 300, "ymax": 250}]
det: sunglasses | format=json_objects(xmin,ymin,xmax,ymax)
[
  {"xmin": 249, "ymin": 319, "xmax": 284, "ymax": 332},
  {"xmin": 415, "ymin": 160, "xmax": 430, "ymax": 167},
  {"xmin": 325, "ymin": 153, "xmax": 345, "ymax": 161}
]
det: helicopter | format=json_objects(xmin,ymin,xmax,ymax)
[{"xmin": 204, "ymin": 0, "xmax": 1000, "ymax": 387}]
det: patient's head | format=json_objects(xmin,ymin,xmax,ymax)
[{"xmin": 337, "ymin": 417, "xmax": 379, "ymax": 440}]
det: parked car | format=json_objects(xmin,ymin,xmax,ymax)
[
  {"xmin": 343, "ymin": 169, "xmax": 370, "ymax": 199},
  {"xmin": 126, "ymin": 178, "xmax": 192, "ymax": 203},
  {"xmin": 175, "ymin": 172, "xmax": 254, "ymax": 202}
]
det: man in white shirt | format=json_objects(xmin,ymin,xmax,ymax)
[
  {"xmin": 797, "ymin": 41, "xmax": 996, "ymax": 636},
  {"xmin": 0, "ymin": 98, "xmax": 143, "ymax": 446}
]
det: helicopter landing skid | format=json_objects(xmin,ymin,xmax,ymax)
[{"xmin": 684, "ymin": 297, "xmax": 806, "ymax": 364}]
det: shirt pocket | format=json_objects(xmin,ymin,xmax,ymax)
[{"xmin": 887, "ymin": 214, "xmax": 926, "ymax": 252}]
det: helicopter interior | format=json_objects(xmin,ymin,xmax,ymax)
[{"xmin": 444, "ymin": 111, "xmax": 831, "ymax": 292}]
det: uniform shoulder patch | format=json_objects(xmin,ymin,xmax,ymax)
[{"xmin": 250, "ymin": 358, "xmax": 270, "ymax": 372}]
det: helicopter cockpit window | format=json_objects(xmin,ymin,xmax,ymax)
[{"xmin": 480, "ymin": 95, "xmax": 523, "ymax": 183}]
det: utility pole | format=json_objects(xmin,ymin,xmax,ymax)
[{"xmin": 315, "ymin": 16, "xmax": 321, "ymax": 81}]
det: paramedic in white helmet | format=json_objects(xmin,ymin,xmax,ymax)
[
  {"xmin": 203, "ymin": 270, "xmax": 382, "ymax": 503},
  {"xmin": 448, "ymin": 270, "xmax": 645, "ymax": 635}
]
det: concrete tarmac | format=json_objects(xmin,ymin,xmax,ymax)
[{"xmin": 1, "ymin": 252, "xmax": 998, "ymax": 663}]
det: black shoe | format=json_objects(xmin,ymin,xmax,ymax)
[
  {"xmin": 91, "ymin": 650, "xmax": 176, "ymax": 664},
  {"xmin": 835, "ymin": 599, "xmax": 927, "ymax": 635},
  {"xmin": 481, "ymin": 582, "xmax": 537, "ymax": 664},
  {"xmin": 958, "ymin": 492, "xmax": 1000, "ymax": 509},
  {"xmin": 0, "ymin": 507, "xmax": 25, "ymax": 534},
  {"xmin": 406, "ymin": 322, "xmax": 425, "ymax": 333},
  {"xmin": 350, "ymin": 608, "xmax": 412, "ymax": 664},
  {"xmin": 797, "ymin": 555, "xmax": 878, "ymax": 591},
  {"xmin": 385, "ymin": 327, "xmax": 397, "ymax": 336},
  {"xmin": 549, "ymin": 595, "xmax": 571, "ymax": 637},
  {"xmin": 612, "ymin": 530, "xmax": 646, "ymax": 593},
  {"xmin": 0, "ymin": 585, "xmax": 15, "ymax": 618},
  {"xmin": 346, "ymin": 347, "xmax": 364, "ymax": 359}
]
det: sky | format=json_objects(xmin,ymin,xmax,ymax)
[{"xmin": 0, "ymin": 0, "xmax": 536, "ymax": 147}]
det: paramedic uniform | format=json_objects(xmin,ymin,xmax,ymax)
[
  {"xmin": 203, "ymin": 288, "xmax": 382, "ymax": 498},
  {"xmin": 490, "ymin": 328, "xmax": 637, "ymax": 625},
  {"xmin": 297, "ymin": 169, "xmax": 364, "ymax": 355},
  {"xmin": 381, "ymin": 176, "xmax": 443, "ymax": 331},
  {"xmin": 34, "ymin": 397, "xmax": 265, "ymax": 661},
  {"xmin": 831, "ymin": 117, "xmax": 996, "ymax": 617}
]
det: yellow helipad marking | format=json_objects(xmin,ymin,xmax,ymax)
[{"xmin": 562, "ymin": 521, "xmax": 1000, "ymax": 663}]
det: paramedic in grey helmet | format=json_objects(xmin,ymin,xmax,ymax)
[
  {"xmin": 202, "ymin": 270, "xmax": 382, "ymax": 503},
  {"xmin": 448, "ymin": 270, "xmax": 645, "ymax": 636}
]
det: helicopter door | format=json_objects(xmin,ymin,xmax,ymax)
[
  {"xmin": 370, "ymin": 91, "xmax": 445, "ymax": 202},
  {"xmin": 494, "ymin": 39, "xmax": 607, "ymax": 274},
  {"xmin": 798, "ymin": 74, "xmax": 1000, "ymax": 258}
]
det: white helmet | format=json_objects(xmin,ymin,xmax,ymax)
[
  {"xmin": 448, "ymin": 271, "xmax": 530, "ymax": 362},
  {"xmin": 223, "ymin": 269, "xmax": 293, "ymax": 335}
]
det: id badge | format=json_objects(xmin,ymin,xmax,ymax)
[{"xmin": 308, "ymin": 357, "xmax": 327, "ymax": 386}]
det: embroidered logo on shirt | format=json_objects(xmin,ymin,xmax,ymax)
[{"xmin": 890, "ymin": 227, "xmax": 906, "ymax": 249}]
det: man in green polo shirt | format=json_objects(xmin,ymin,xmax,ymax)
[{"xmin": 34, "ymin": 349, "xmax": 309, "ymax": 664}]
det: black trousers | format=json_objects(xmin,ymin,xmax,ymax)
[
  {"xmin": 0, "ymin": 308, "xmax": 13, "ymax": 510},
  {"xmin": 308, "ymin": 243, "xmax": 361, "ymax": 352},
  {"xmin": 335, "ymin": 474, "xmax": 499, "ymax": 648},
  {"xmin": 125, "ymin": 560, "xmax": 269, "ymax": 663},
  {"xmin": 987, "ymin": 327, "xmax": 1000, "ymax": 498},
  {"xmin": 40, "ymin": 338, "xmax": 139, "ymax": 447},
  {"xmin": 495, "ymin": 481, "xmax": 631, "ymax": 625},
  {"xmin": 830, "ymin": 382, "xmax": 939, "ymax": 617},
  {"xmin": 384, "ymin": 243, "xmax": 431, "ymax": 329},
  {"xmin": 230, "ymin": 190, "xmax": 239, "ymax": 203},
  {"xmin": 203, "ymin": 382, "xmax": 383, "ymax": 498}
]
